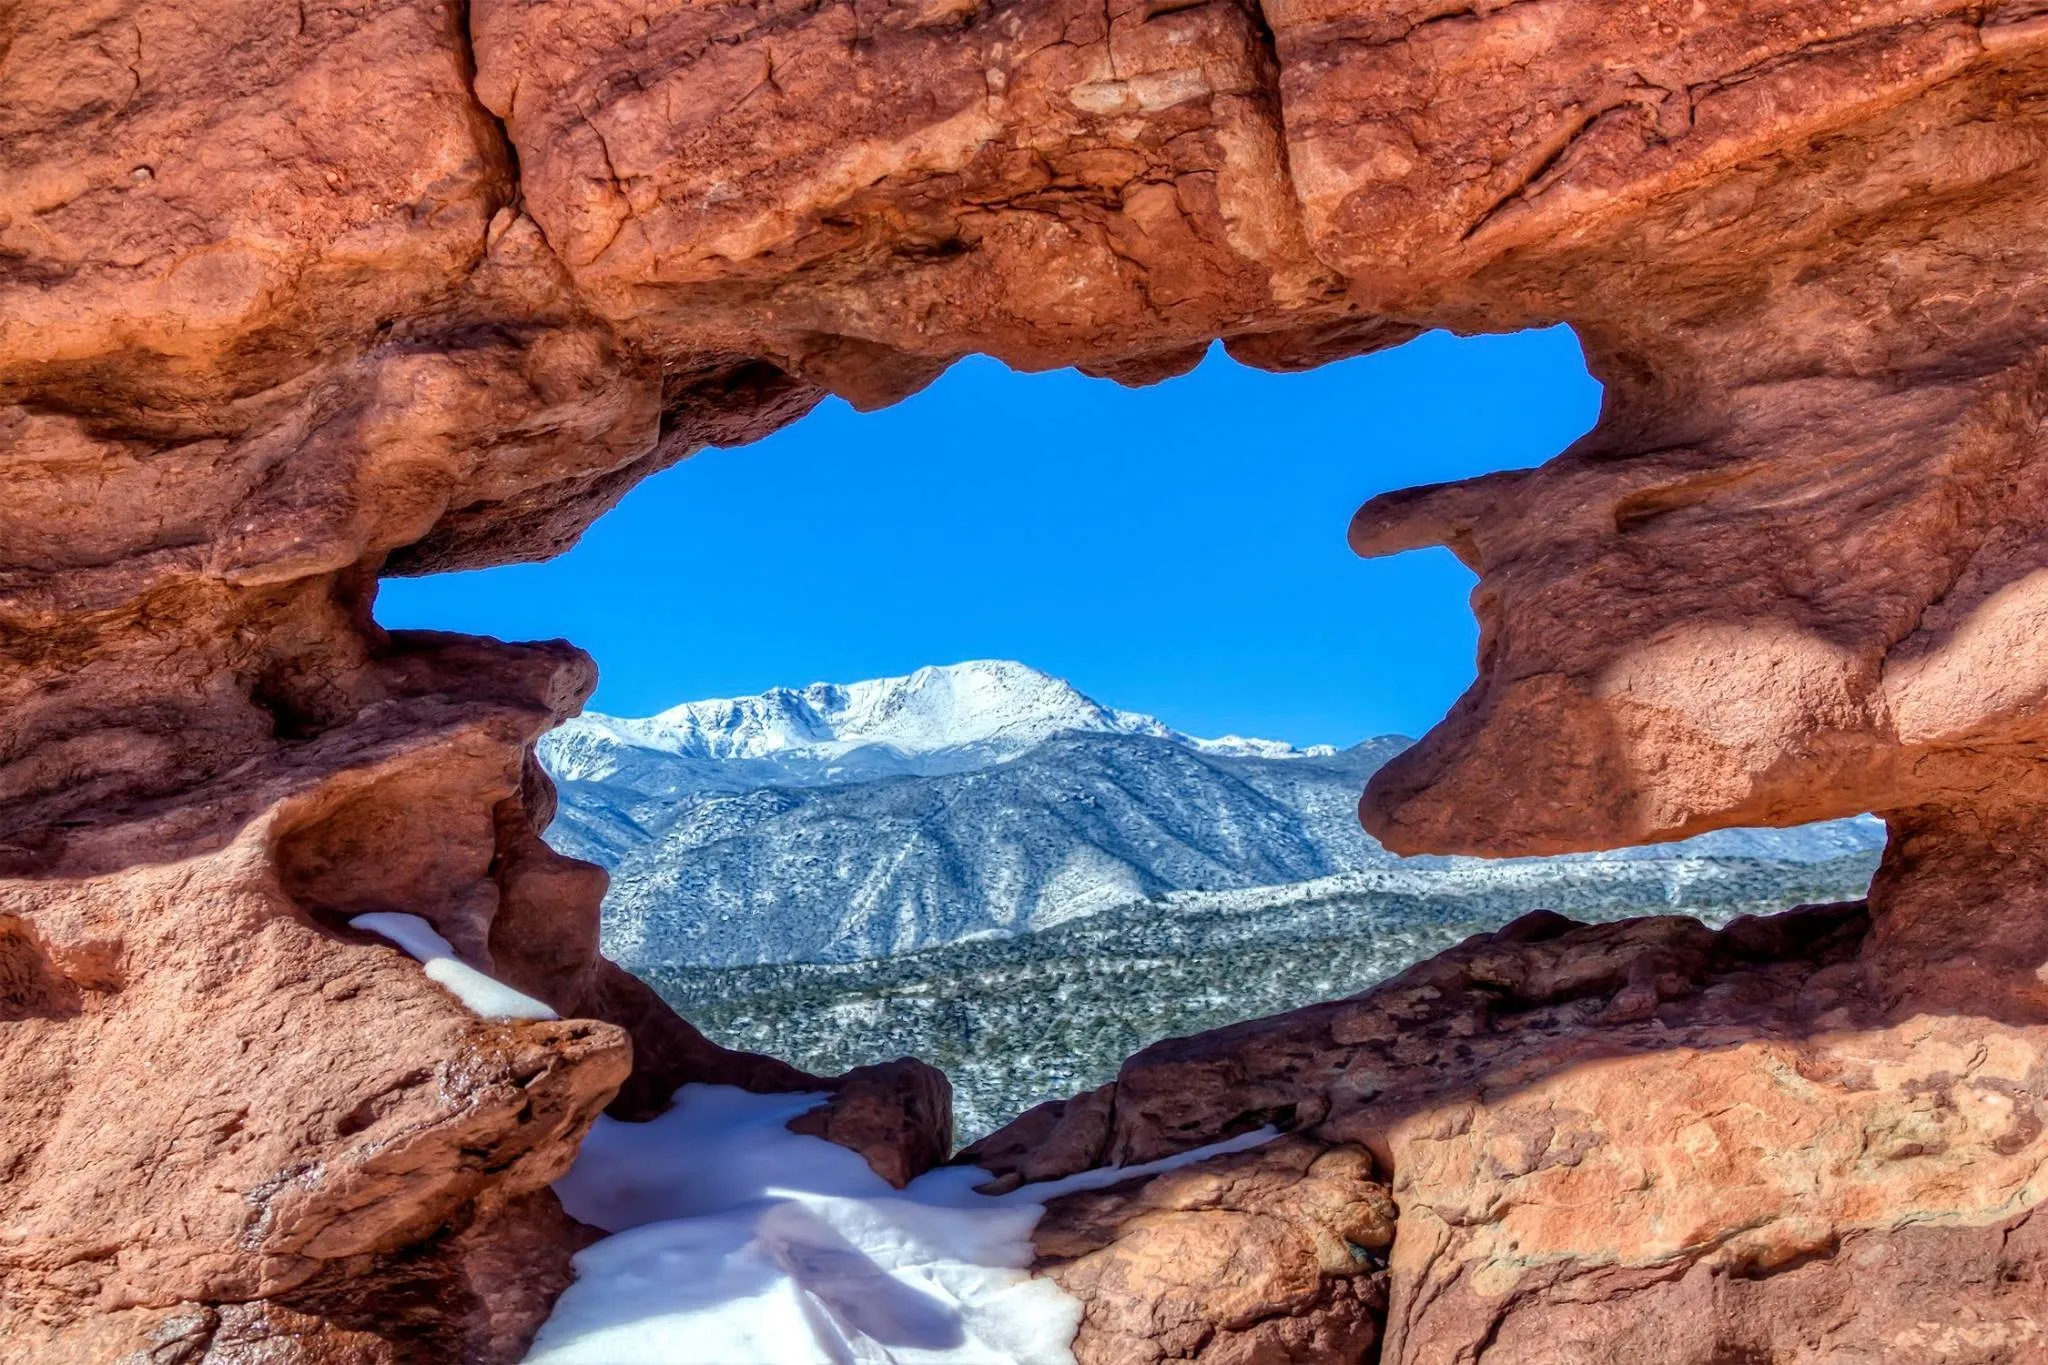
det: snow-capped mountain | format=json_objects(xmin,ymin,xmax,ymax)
[
  {"xmin": 539, "ymin": 661, "xmax": 1886, "ymax": 970},
  {"xmin": 542, "ymin": 660, "xmax": 1334, "ymax": 795}
]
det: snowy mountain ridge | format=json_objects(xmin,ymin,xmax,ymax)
[
  {"xmin": 543, "ymin": 660, "xmax": 1336, "ymax": 790},
  {"xmin": 540, "ymin": 662, "xmax": 1885, "ymax": 970}
]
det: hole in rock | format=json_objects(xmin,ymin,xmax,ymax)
[
  {"xmin": 378, "ymin": 330, "xmax": 1882, "ymax": 1143},
  {"xmin": 275, "ymin": 757, "xmax": 507, "ymax": 963}
]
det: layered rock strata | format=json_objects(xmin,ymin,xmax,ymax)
[{"xmin": 4, "ymin": 0, "xmax": 2048, "ymax": 1358}]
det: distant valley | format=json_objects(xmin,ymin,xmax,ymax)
[{"xmin": 540, "ymin": 660, "xmax": 1885, "ymax": 1136}]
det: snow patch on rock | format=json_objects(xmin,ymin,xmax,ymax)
[{"xmin": 350, "ymin": 912, "xmax": 559, "ymax": 1021}]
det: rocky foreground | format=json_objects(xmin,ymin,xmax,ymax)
[
  {"xmin": 972, "ymin": 899, "xmax": 2048, "ymax": 1363},
  {"xmin": 6, "ymin": 0, "xmax": 2048, "ymax": 1360}
]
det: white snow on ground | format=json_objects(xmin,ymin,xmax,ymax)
[
  {"xmin": 350, "ymin": 912, "xmax": 559, "ymax": 1021},
  {"xmin": 342, "ymin": 920, "xmax": 1275, "ymax": 1363},
  {"xmin": 527, "ymin": 1083, "xmax": 1277, "ymax": 1365}
]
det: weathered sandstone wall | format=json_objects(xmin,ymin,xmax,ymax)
[{"xmin": 4, "ymin": 0, "xmax": 2047, "ymax": 1358}]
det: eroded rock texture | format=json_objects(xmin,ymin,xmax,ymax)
[
  {"xmin": 1030, "ymin": 1135, "xmax": 1396, "ymax": 1363},
  {"xmin": 4, "ymin": 0, "xmax": 2048, "ymax": 1357},
  {"xmin": 970, "ymin": 903, "xmax": 2048, "ymax": 1362}
]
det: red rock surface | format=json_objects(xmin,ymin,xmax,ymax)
[
  {"xmin": 1029, "ymin": 1136, "xmax": 1395, "ymax": 1364},
  {"xmin": 6, "ymin": 0, "xmax": 2048, "ymax": 1357},
  {"xmin": 970, "ymin": 902, "xmax": 2048, "ymax": 1362}
]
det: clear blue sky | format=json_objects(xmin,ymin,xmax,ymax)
[{"xmin": 377, "ymin": 326, "xmax": 1599, "ymax": 745}]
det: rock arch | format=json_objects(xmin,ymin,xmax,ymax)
[{"xmin": 4, "ymin": 0, "xmax": 2048, "ymax": 1357}]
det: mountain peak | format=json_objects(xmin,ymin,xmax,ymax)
[
  {"xmin": 623, "ymin": 659, "xmax": 1157, "ymax": 762},
  {"xmin": 545, "ymin": 660, "xmax": 1343, "ymax": 785}
]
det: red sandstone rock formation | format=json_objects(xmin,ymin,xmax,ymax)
[
  {"xmin": 1028, "ymin": 1136, "xmax": 1396, "ymax": 1364},
  {"xmin": 5, "ymin": 0, "xmax": 2048, "ymax": 1357},
  {"xmin": 972, "ymin": 903, "xmax": 2048, "ymax": 1361}
]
